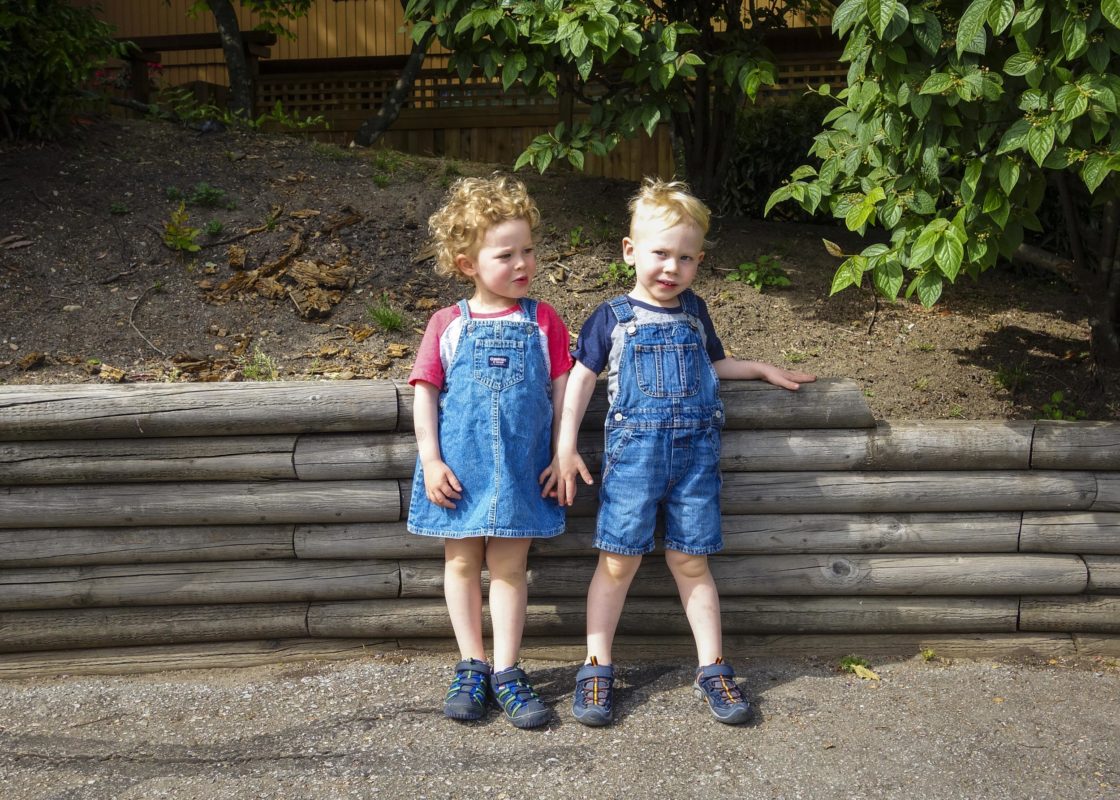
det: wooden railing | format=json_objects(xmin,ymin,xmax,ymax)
[{"xmin": 1, "ymin": 379, "xmax": 1116, "ymax": 676}]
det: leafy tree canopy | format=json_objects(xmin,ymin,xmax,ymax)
[
  {"xmin": 404, "ymin": 0, "xmax": 828, "ymax": 199},
  {"xmin": 186, "ymin": 0, "xmax": 313, "ymax": 38},
  {"xmin": 768, "ymin": 0, "xmax": 1120, "ymax": 365}
]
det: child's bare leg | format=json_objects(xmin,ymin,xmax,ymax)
[
  {"xmin": 586, "ymin": 552, "xmax": 643, "ymax": 664},
  {"xmin": 444, "ymin": 538, "xmax": 486, "ymax": 661},
  {"xmin": 666, "ymin": 549, "xmax": 722, "ymax": 666},
  {"xmin": 485, "ymin": 537, "xmax": 533, "ymax": 670}
]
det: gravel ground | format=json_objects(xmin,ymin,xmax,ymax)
[{"xmin": 1, "ymin": 652, "xmax": 1118, "ymax": 800}]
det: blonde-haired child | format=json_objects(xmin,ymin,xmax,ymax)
[
  {"xmin": 408, "ymin": 174, "xmax": 572, "ymax": 728},
  {"xmin": 556, "ymin": 177, "xmax": 815, "ymax": 725}
]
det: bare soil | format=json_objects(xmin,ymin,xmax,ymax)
[{"xmin": 1, "ymin": 116, "xmax": 1115, "ymax": 420}]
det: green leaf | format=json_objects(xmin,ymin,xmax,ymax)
[
  {"xmin": 830, "ymin": 257, "xmax": 865, "ymax": 294},
  {"xmin": 957, "ymin": 0, "xmax": 992, "ymax": 58},
  {"xmin": 1062, "ymin": 14, "xmax": 1088, "ymax": 59},
  {"xmin": 1003, "ymin": 53, "xmax": 1037, "ymax": 77},
  {"xmin": 871, "ymin": 260, "xmax": 904, "ymax": 299},
  {"xmin": 1081, "ymin": 154, "xmax": 1111, "ymax": 192},
  {"xmin": 1105, "ymin": 0, "xmax": 1120, "ymax": 28},
  {"xmin": 911, "ymin": 271, "xmax": 944, "ymax": 307},
  {"xmin": 987, "ymin": 0, "xmax": 1015, "ymax": 34},
  {"xmin": 999, "ymin": 158, "xmax": 1021, "ymax": 194},
  {"xmin": 1026, "ymin": 123, "xmax": 1055, "ymax": 166},
  {"xmin": 920, "ymin": 73, "xmax": 955, "ymax": 94},
  {"xmin": 867, "ymin": 0, "xmax": 898, "ymax": 38},
  {"xmin": 934, "ymin": 235, "xmax": 964, "ymax": 280},
  {"xmin": 832, "ymin": 0, "xmax": 867, "ymax": 37}
]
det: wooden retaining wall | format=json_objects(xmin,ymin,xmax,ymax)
[{"xmin": 1, "ymin": 379, "xmax": 1118, "ymax": 676}]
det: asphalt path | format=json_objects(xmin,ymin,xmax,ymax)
[{"xmin": 1, "ymin": 652, "xmax": 1117, "ymax": 799}]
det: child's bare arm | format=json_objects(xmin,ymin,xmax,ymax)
[
  {"xmin": 713, "ymin": 357, "xmax": 816, "ymax": 390},
  {"xmin": 554, "ymin": 361, "xmax": 598, "ymax": 506},
  {"xmin": 413, "ymin": 380, "xmax": 462, "ymax": 509},
  {"xmin": 539, "ymin": 371, "xmax": 569, "ymax": 497}
]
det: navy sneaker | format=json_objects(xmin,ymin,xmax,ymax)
[
  {"xmin": 443, "ymin": 658, "xmax": 492, "ymax": 721},
  {"xmin": 572, "ymin": 657, "xmax": 615, "ymax": 727},
  {"xmin": 693, "ymin": 658, "xmax": 752, "ymax": 724},
  {"xmin": 490, "ymin": 666, "xmax": 550, "ymax": 729}
]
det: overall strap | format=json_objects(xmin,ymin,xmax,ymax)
[
  {"xmin": 456, "ymin": 298, "xmax": 471, "ymax": 320},
  {"xmin": 678, "ymin": 289, "xmax": 699, "ymax": 318},
  {"xmin": 607, "ymin": 295, "xmax": 635, "ymax": 324},
  {"xmin": 518, "ymin": 297, "xmax": 539, "ymax": 323}
]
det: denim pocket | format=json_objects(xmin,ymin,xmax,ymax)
[
  {"xmin": 472, "ymin": 338, "xmax": 526, "ymax": 390},
  {"xmin": 633, "ymin": 342, "xmax": 701, "ymax": 398},
  {"xmin": 602, "ymin": 427, "xmax": 634, "ymax": 477}
]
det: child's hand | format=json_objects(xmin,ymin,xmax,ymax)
[
  {"xmin": 539, "ymin": 456, "xmax": 560, "ymax": 499},
  {"xmin": 555, "ymin": 451, "xmax": 594, "ymax": 507},
  {"xmin": 759, "ymin": 363, "xmax": 816, "ymax": 391},
  {"xmin": 422, "ymin": 460, "xmax": 462, "ymax": 509}
]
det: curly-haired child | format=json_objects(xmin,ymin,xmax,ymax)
[{"xmin": 407, "ymin": 174, "xmax": 573, "ymax": 729}]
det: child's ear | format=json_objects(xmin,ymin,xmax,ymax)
[
  {"xmin": 454, "ymin": 253, "xmax": 476, "ymax": 276},
  {"xmin": 621, "ymin": 236, "xmax": 636, "ymax": 264}
]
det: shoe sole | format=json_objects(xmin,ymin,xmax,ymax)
[
  {"xmin": 572, "ymin": 708, "xmax": 612, "ymax": 727},
  {"xmin": 444, "ymin": 704, "xmax": 487, "ymax": 721},
  {"xmin": 504, "ymin": 709, "xmax": 550, "ymax": 729}
]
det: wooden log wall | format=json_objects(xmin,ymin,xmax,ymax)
[{"xmin": 1, "ymin": 378, "xmax": 1118, "ymax": 676}]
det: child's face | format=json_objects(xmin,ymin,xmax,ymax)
[
  {"xmin": 456, "ymin": 218, "xmax": 537, "ymax": 310},
  {"xmin": 623, "ymin": 218, "xmax": 706, "ymax": 307}
]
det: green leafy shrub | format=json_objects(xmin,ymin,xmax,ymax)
[
  {"xmin": 718, "ymin": 93, "xmax": 833, "ymax": 219},
  {"xmin": 163, "ymin": 202, "xmax": 200, "ymax": 253},
  {"xmin": 725, "ymin": 254, "xmax": 791, "ymax": 291},
  {"xmin": 0, "ymin": 0, "xmax": 122, "ymax": 139}
]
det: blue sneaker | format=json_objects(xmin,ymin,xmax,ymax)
[
  {"xmin": 693, "ymin": 658, "xmax": 752, "ymax": 724},
  {"xmin": 572, "ymin": 657, "xmax": 614, "ymax": 727},
  {"xmin": 443, "ymin": 658, "xmax": 491, "ymax": 721},
  {"xmin": 490, "ymin": 666, "xmax": 550, "ymax": 729}
]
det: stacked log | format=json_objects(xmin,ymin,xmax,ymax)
[{"xmin": 0, "ymin": 379, "xmax": 1117, "ymax": 675}]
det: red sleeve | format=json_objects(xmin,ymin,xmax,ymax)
[
  {"xmin": 408, "ymin": 305, "xmax": 460, "ymax": 388},
  {"xmin": 537, "ymin": 302, "xmax": 574, "ymax": 380}
]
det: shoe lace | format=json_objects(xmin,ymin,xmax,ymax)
[
  {"xmin": 577, "ymin": 656, "xmax": 611, "ymax": 708},
  {"xmin": 698, "ymin": 659, "xmax": 745, "ymax": 708},
  {"xmin": 495, "ymin": 677, "xmax": 539, "ymax": 714},
  {"xmin": 449, "ymin": 667, "xmax": 487, "ymax": 703}
]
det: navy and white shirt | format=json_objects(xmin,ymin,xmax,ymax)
[{"xmin": 572, "ymin": 293, "xmax": 726, "ymax": 405}]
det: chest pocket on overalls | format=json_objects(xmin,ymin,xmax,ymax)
[
  {"xmin": 472, "ymin": 337, "xmax": 526, "ymax": 391},
  {"xmin": 633, "ymin": 341, "xmax": 701, "ymax": 398}
]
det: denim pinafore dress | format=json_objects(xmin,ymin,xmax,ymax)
[
  {"xmin": 407, "ymin": 298, "xmax": 565, "ymax": 539},
  {"xmin": 594, "ymin": 290, "xmax": 726, "ymax": 556}
]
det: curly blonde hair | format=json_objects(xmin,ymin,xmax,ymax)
[
  {"xmin": 628, "ymin": 177, "xmax": 711, "ymax": 242},
  {"xmin": 426, "ymin": 174, "xmax": 540, "ymax": 281}
]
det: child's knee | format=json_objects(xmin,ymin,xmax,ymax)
[
  {"xmin": 665, "ymin": 550, "xmax": 710, "ymax": 580},
  {"xmin": 596, "ymin": 552, "xmax": 643, "ymax": 583}
]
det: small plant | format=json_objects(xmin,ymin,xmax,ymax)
[
  {"xmin": 994, "ymin": 362, "xmax": 1030, "ymax": 393},
  {"xmin": 920, "ymin": 648, "xmax": 937, "ymax": 662},
  {"xmin": 1039, "ymin": 391, "xmax": 1087, "ymax": 421},
  {"xmin": 599, "ymin": 260, "xmax": 635, "ymax": 286},
  {"xmin": 204, "ymin": 220, "xmax": 224, "ymax": 237},
  {"xmin": 188, "ymin": 182, "xmax": 234, "ymax": 209},
  {"xmin": 165, "ymin": 186, "xmax": 184, "ymax": 202},
  {"xmin": 162, "ymin": 202, "xmax": 200, "ymax": 253},
  {"xmin": 725, "ymin": 254, "xmax": 791, "ymax": 292},
  {"xmin": 568, "ymin": 225, "xmax": 588, "ymax": 249},
  {"xmin": 838, "ymin": 655, "xmax": 871, "ymax": 674},
  {"xmin": 783, "ymin": 349, "xmax": 809, "ymax": 364},
  {"xmin": 915, "ymin": 342, "xmax": 936, "ymax": 352},
  {"xmin": 373, "ymin": 173, "xmax": 390, "ymax": 188},
  {"xmin": 239, "ymin": 344, "xmax": 279, "ymax": 381},
  {"xmin": 913, "ymin": 376, "xmax": 930, "ymax": 391},
  {"xmin": 946, "ymin": 404, "xmax": 965, "ymax": 418},
  {"xmin": 366, "ymin": 292, "xmax": 405, "ymax": 332},
  {"xmin": 109, "ymin": 202, "xmax": 129, "ymax": 215},
  {"xmin": 372, "ymin": 149, "xmax": 404, "ymax": 174}
]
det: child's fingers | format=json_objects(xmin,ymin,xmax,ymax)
[{"xmin": 579, "ymin": 463, "xmax": 595, "ymax": 486}]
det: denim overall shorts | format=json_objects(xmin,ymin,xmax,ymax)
[
  {"xmin": 594, "ymin": 291, "xmax": 725, "ymax": 556},
  {"xmin": 407, "ymin": 298, "xmax": 565, "ymax": 539}
]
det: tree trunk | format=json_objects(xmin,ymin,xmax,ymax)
[
  {"xmin": 206, "ymin": 0, "xmax": 254, "ymax": 119},
  {"xmin": 353, "ymin": 24, "xmax": 435, "ymax": 147}
]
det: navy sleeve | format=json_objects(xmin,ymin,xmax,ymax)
[
  {"xmin": 571, "ymin": 302, "xmax": 615, "ymax": 375},
  {"xmin": 695, "ymin": 296, "xmax": 727, "ymax": 363}
]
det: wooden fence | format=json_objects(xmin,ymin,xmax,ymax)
[{"xmin": 1, "ymin": 379, "xmax": 1117, "ymax": 676}]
